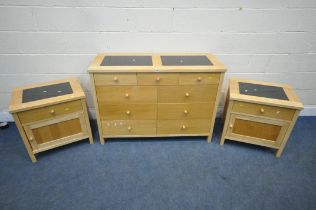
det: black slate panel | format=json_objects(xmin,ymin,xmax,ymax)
[
  {"xmin": 239, "ymin": 82, "xmax": 289, "ymax": 100},
  {"xmin": 22, "ymin": 82, "xmax": 73, "ymax": 103},
  {"xmin": 161, "ymin": 56, "xmax": 213, "ymax": 66},
  {"xmin": 101, "ymin": 56, "xmax": 153, "ymax": 66}
]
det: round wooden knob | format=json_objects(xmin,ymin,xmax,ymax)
[
  {"xmin": 260, "ymin": 108, "xmax": 265, "ymax": 113},
  {"xmin": 125, "ymin": 93, "xmax": 129, "ymax": 98},
  {"xmin": 156, "ymin": 77, "xmax": 160, "ymax": 82},
  {"xmin": 50, "ymin": 109, "xmax": 55, "ymax": 114},
  {"xmin": 197, "ymin": 77, "xmax": 202, "ymax": 81},
  {"xmin": 181, "ymin": 125, "xmax": 187, "ymax": 130},
  {"xmin": 126, "ymin": 110, "xmax": 131, "ymax": 115},
  {"xmin": 276, "ymin": 111, "xmax": 280, "ymax": 114},
  {"xmin": 183, "ymin": 110, "xmax": 188, "ymax": 114},
  {"xmin": 29, "ymin": 136, "xmax": 33, "ymax": 141},
  {"xmin": 229, "ymin": 124, "xmax": 233, "ymax": 128},
  {"xmin": 185, "ymin": 92, "xmax": 190, "ymax": 97},
  {"xmin": 113, "ymin": 76, "xmax": 118, "ymax": 82},
  {"xmin": 127, "ymin": 126, "xmax": 132, "ymax": 131}
]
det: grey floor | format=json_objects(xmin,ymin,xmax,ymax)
[{"xmin": 0, "ymin": 117, "xmax": 315, "ymax": 210}]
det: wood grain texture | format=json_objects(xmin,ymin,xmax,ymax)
[
  {"xmin": 232, "ymin": 101, "xmax": 296, "ymax": 121},
  {"xmin": 157, "ymin": 85, "xmax": 218, "ymax": 103},
  {"xmin": 18, "ymin": 100, "xmax": 82, "ymax": 125},
  {"xmin": 179, "ymin": 73, "xmax": 220, "ymax": 85},
  {"xmin": 99, "ymin": 103, "xmax": 157, "ymax": 120},
  {"xmin": 157, "ymin": 103, "xmax": 213, "ymax": 120},
  {"xmin": 102, "ymin": 120, "xmax": 156, "ymax": 136},
  {"xmin": 157, "ymin": 119, "xmax": 211, "ymax": 135},
  {"xmin": 137, "ymin": 73, "xmax": 178, "ymax": 85}
]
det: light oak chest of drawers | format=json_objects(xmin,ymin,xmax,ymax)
[{"xmin": 88, "ymin": 53, "xmax": 226, "ymax": 144}]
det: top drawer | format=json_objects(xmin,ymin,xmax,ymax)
[
  {"xmin": 18, "ymin": 100, "xmax": 82, "ymax": 125},
  {"xmin": 179, "ymin": 73, "xmax": 220, "ymax": 85},
  {"xmin": 137, "ymin": 73, "xmax": 178, "ymax": 85},
  {"xmin": 94, "ymin": 73, "xmax": 137, "ymax": 86},
  {"xmin": 232, "ymin": 101, "xmax": 296, "ymax": 121}
]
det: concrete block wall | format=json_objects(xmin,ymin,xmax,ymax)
[{"xmin": 0, "ymin": 0, "xmax": 316, "ymax": 120}]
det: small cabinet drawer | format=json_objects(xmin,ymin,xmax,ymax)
[
  {"xmin": 157, "ymin": 119, "xmax": 211, "ymax": 135},
  {"xmin": 99, "ymin": 103, "xmax": 157, "ymax": 120},
  {"xmin": 96, "ymin": 86, "xmax": 157, "ymax": 103},
  {"xmin": 102, "ymin": 120, "xmax": 156, "ymax": 136},
  {"xmin": 18, "ymin": 100, "xmax": 82, "ymax": 125},
  {"xmin": 94, "ymin": 73, "xmax": 137, "ymax": 86},
  {"xmin": 179, "ymin": 73, "xmax": 220, "ymax": 85},
  {"xmin": 158, "ymin": 85, "xmax": 218, "ymax": 103},
  {"xmin": 158, "ymin": 103, "xmax": 213, "ymax": 120},
  {"xmin": 137, "ymin": 73, "xmax": 178, "ymax": 85},
  {"xmin": 232, "ymin": 101, "xmax": 295, "ymax": 121}
]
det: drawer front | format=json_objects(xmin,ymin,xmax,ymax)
[
  {"xmin": 179, "ymin": 73, "xmax": 220, "ymax": 85},
  {"xmin": 94, "ymin": 73, "xmax": 137, "ymax": 86},
  {"xmin": 157, "ymin": 119, "xmax": 211, "ymax": 135},
  {"xmin": 102, "ymin": 120, "xmax": 156, "ymax": 136},
  {"xmin": 137, "ymin": 73, "xmax": 178, "ymax": 85},
  {"xmin": 158, "ymin": 85, "xmax": 218, "ymax": 103},
  {"xmin": 18, "ymin": 100, "xmax": 82, "ymax": 125},
  {"xmin": 158, "ymin": 103, "xmax": 213, "ymax": 120},
  {"xmin": 99, "ymin": 103, "xmax": 157, "ymax": 120},
  {"xmin": 96, "ymin": 86, "xmax": 157, "ymax": 103},
  {"xmin": 232, "ymin": 101, "xmax": 295, "ymax": 121},
  {"xmin": 227, "ymin": 114, "xmax": 289, "ymax": 147}
]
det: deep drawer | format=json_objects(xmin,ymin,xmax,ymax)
[
  {"xmin": 157, "ymin": 119, "xmax": 211, "ymax": 135},
  {"xmin": 102, "ymin": 120, "xmax": 156, "ymax": 136}
]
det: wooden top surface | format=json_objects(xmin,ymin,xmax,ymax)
[
  {"xmin": 88, "ymin": 53, "xmax": 227, "ymax": 73},
  {"xmin": 229, "ymin": 78, "xmax": 303, "ymax": 110},
  {"xmin": 9, "ymin": 78, "xmax": 85, "ymax": 113}
]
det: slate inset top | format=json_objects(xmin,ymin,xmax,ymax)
[
  {"xmin": 101, "ymin": 56, "xmax": 153, "ymax": 66},
  {"xmin": 239, "ymin": 82, "xmax": 289, "ymax": 101},
  {"xmin": 22, "ymin": 82, "xmax": 73, "ymax": 103},
  {"xmin": 161, "ymin": 55, "xmax": 213, "ymax": 66}
]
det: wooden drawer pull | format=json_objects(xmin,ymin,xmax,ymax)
[
  {"xmin": 113, "ymin": 76, "xmax": 118, "ymax": 82},
  {"xmin": 125, "ymin": 93, "xmax": 129, "ymax": 98},
  {"xmin": 197, "ymin": 77, "xmax": 202, "ymax": 81},
  {"xmin": 156, "ymin": 77, "xmax": 160, "ymax": 82},
  {"xmin": 183, "ymin": 110, "xmax": 188, "ymax": 114},
  {"xmin": 229, "ymin": 124, "xmax": 233, "ymax": 128},
  {"xmin": 50, "ymin": 109, "xmax": 55, "ymax": 114},
  {"xmin": 127, "ymin": 126, "xmax": 132, "ymax": 131},
  {"xmin": 185, "ymin": 92, "xmax": 190, "ymax": 97},
  {"xmin": 126, "ymin": 110, "xmax": 131, "ymax": 115},
  {"xmin": 29, "ymin": 136, "xmax": 34, "ymax": 141},
  {"xmin": 260, "ymin": 108, "xmax": 265, "ymax": 113},
  {"xmin": 181, "ymin": 125, "xmax": 187, "ymax": 130}
]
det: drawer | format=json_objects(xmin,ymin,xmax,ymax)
[
  {"xmin": 102, "ymin": 120, "xmax": 156, "ymax": 136},
  {"xmin": 94, "ymin": 73, "xmax": 137, "ymax": 86},
  {"xmin": 232, "ymin": 101, "xmax": 295, "ymax": 121},
  {"xmin": 99, "ymin": 103, "xmax": 157, "ymax": 120},
  {"xmin": 179, "ymin": 73, "xmax": 220, "ymax": 85},
  {"xmin": 96, "ymin": 86, "xmax": 157, "ymax": 103},
  {"xmin": 158, "ymin": 85, "xmax": 218, "ymax": 103},
  {"xmin": 158, "ymin": 103, "xmax": 213, "ymax": 120},
  {"xmin": 18, "ymin": 100, "xmax": 82, "ymax": 125},
  {"xmin": 157, "ymin": 119, "xmax": 211, "ymax": 135},
  {"xmin": 137, "ymin": 73, "xmax": 178, "ymax": 85}
]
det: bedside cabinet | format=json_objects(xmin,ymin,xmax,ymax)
[
  {"xmin": 9, "ymin": 78, "xmax": 93, "ymax": 162},
  {"xmin": 220, "ymin": 78, "xmax": 303, "ymax": 157},
  {"xmin": 88, "ymin": 53, "xmax": 227, "ymax": 144}
]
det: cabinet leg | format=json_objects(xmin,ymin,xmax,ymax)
[
  {"xmin": 275, "ymin": 148, "xmax": 283, "ymax": 158},
  {"xmin": 29, "ymin": 153, "xmax": 37, "ymax": 163},
  {"xmin": 220, "ymin": 135, "xmax": 226, "ymax": 145},
  {"xmin": 207, "ymin": 135, "xmax": 212, "ymax": 143},
  {"xmin": 100, "ymin": 137, "xmax": 105, "ymax": 145}
]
